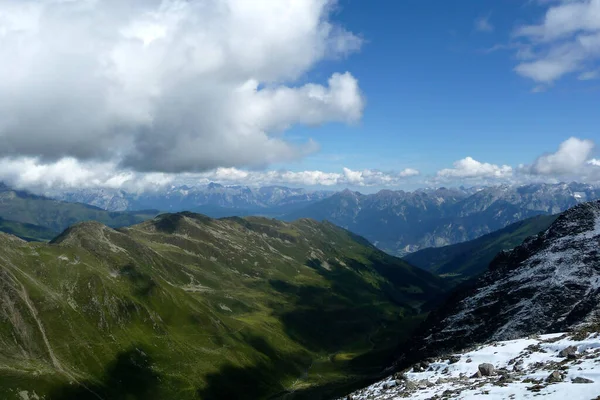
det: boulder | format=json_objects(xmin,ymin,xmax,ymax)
[
  {"xmin": 478, "ymin": 363, "xmax": 495, "ymax": 376},
  {"xmin": 470, "ymin": 370, "xmax": 482, "ymax": 379},
  {"xmin": 572, "ymin": 377, "xmax": 594, "ymax": 384},
  {"xmin": 546, "ymin": 371, "xmax": 563, "ymax": 383},
  {"xmin": 448, "ymin": 355, "xmax": 460, "ymax": 364},
  {"xmin": 558, "ymin": 345, "xmax": 577, "ymax": 358}
]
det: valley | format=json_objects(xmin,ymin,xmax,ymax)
[{"xmin": 0, "ymin": 212, "xmax": 443, "ymax": 399}]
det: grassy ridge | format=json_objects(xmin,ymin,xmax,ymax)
[{"xmin": 0, "ymin": 213, "xmax": 443, "ymax": 399}]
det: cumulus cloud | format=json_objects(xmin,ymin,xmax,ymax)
[
  {"xmin": 0, "ymin": 0, "xmax": 364, "ymax": 172},
  {"xmin": 437, "ymin": 157, "xmax": 513, "ymax": 179},
  {"xmin": 0, "ymin": 157, "xmax": 419, "ymax": 192},
  {"xmin": 513, "ymin": 0, "xmax": 600, "ymax": 84},
  {"xmin": 524, "ymin": 137, "xmax": 595, "ymax": 175},
  {"xmin": 433, "ymin": 137, "xmax": 600, "ymax": 186}
]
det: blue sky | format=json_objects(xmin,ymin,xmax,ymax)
[
  {"xmin": 287, "ymin": 0, "xmax": 600, "ymax": 180},
  {"xmin": 0, "ymin": 0, "xmax": 599, "ymax": 193}
]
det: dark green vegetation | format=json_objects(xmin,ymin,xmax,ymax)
[
  {"xmin": 0, "ymin": 212, "xmax": 443, "ymax": 399},
  {"xmin": 0, "ymin": 183, "xmax": 158, "ymax": 238},
  {"xmin": 0, "ymin": 217, "xmax": 57, "ymax": 241},
  {"xmin": 404, "ymin": 214, "xmax": 557, "ymax": 282}
]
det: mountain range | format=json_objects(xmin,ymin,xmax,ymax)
[
  {"xmin": 33, "ymin": 182, "xmax": 600, "ymax": 258},
  {"xmin": 0, "ymin": 211, "xmax": 443, "ymax": 400},
  {"xmin": 44, "ymin": 183, "xmax": 332, "ymax": 215},
  {"xmin": 283, "ymin": 182, "xmax": 600, "ymax": 256},
  {"xmin": 4, "ymin": 179, "xmax": 600, "ymax": 398}
]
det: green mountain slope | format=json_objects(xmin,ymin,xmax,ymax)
[
  {"xmin": 403, "ymin": 214, "xmax": 557, "ymax": 281},
  {"xmin": 0, "ymin": 184, "xmax": 158, "ymax": 233},
  {"xmin": 0, "ymin": 217, "xmax": 57, "ymax": 241},
  {"xmin": 0, "ymin": 212, "xmax": 443, "ymax": 400}
]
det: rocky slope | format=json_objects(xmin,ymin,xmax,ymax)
[
  {"xmin": 413, "ymin": 199, "xmax": 600, "ymax": 358},
  {"xmin": 340, "ymin": 332, "xmax": 600, "ymax": 400},
  {"xmin": 284, "ymin": 183, "xmax": 600, "ymax": 256},
  {"xmin": 0, "ymin": 212, "xmax": 443, "ymax": 399}
]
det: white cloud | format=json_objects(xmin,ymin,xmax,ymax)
[
  {"xmin": 433, "ymin": 137, "xmax": 600, "ymax": 186},
  {"xmin": 0, "ymin": 0, "xmax": 364, "ymax": 172},
  {"xmin": 475, "ymin": 15, "xmax": 494, "ymax": 33},
  {"xmin": 524, "ymin": 137, "xmax": 595, "ymax": 175},
  {"xmin": 437, "ymin": 157, "xmax": 513, "ymax": 179},
  {"xmin": 0, "ymin": 157, "xmax": 419, "ymax": 192},
  {"xmin": 513, "ymin": 0, "xmax": 600, "ymax": 84}
]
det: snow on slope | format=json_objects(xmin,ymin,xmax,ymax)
[{"xmin": 342, "ymin": 333, "xmax": 600, "ymax": 400}]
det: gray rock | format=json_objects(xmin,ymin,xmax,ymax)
[
  {"xmin": 394, "ymin": 372, "xmax": 407, "ymax": 380},
  {"xmin": 512, "ymin": 361, "xmax": 524, "ymax": 372},
  {"xmin": 404, "ymin": 380, "xmax": 418, "ymax": 391},
  {"xmin": 448, "ymin": 355, "xmax": 460, "ymax": 364},
  {"xmin": 546, "ymin": 371, "xmax": 563, "ymax": 383},
  {"xmin": 478, "ymin": 363, "xmax": 495, "ymax": 376},
  {"xmin": 572, "ymin": 377, "xmax": 594, "ymax": 384},
  {"xmin": 558, "ymin": 345, "xmax": 577, "ymax": 358},
  {"xmin": 471, "ymin": 370, "xmax": 482, "ymax": 379}
]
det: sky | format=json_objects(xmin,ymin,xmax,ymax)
[{"xmin": 0, "ymin": 0, "xmax": 599, "ymax": 193}]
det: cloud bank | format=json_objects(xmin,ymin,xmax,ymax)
[
  {"xmin": 0, "ymin": 157, "xmax": 420, "ymax": 192},
  {"xmin": 0, "ymin": 0, "xmax": 364, "ymax": 172}
]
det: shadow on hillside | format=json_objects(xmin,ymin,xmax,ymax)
[
  {"xmin": 120, "ymin": 263, "xmax": 157, "ymax": 297},
  {"xmin": 49, "ymin": 346, "xmax": 161, "ymax": 400},
  {"xmin": 196, "ymin": 334, "xmax": 310, "ymax": 400},
  {"xmin": 268, "ymin": 260, "xmax": 415, "ymax": 354}
]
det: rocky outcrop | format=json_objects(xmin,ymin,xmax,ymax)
[{"xmin": 403, "ymin": 200, "xmax": 600, "ymax": 363}]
